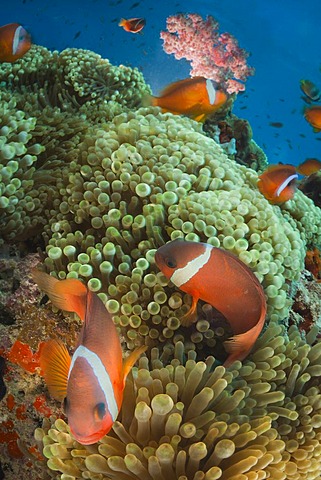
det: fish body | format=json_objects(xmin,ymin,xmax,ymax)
[
  {"xmin": 297, "ymin": 158, "xmax": 321, "ymax": 176},
  {"xmin": 155, "ymin": 240, "xmax": 267, "ymax": 367},
  {"xmin": 149, "ymin": 77, "xmax": 228, "ymax": 122},
  {"xmin": 0, "ymin": 23, "xmax": 31, "ymax": 62},
  {"xmin": 304, "ymin": 105, "xmax": 321, "ymax": 132},
  {"xmin": 33, "ymin": 271, "xmax": 146, "ymax": 445},
  {"xmin": 257, "ymin": 164, "xmax": 298, "ymax": 204},
  {"xmin": 300, "ymin": 79, "xmax": 321, "ymax": 102},
  {"xmin": 118, "ymin": 17, "xmax": 145, "ymax": 33}
]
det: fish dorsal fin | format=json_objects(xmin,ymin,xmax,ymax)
[
  {"xmin": 122, "ymin": 345, "xmax": 147, "ymax": 386},
  {"xmin": 40, "ymin": 339, "xmax": 71, "ymax": 401},
  {"xmin": 32, "ymin": 270, "xmax": 87, "ymax": 321},
  {"xmin": 158, "ymin": 77, "xmax": 204, "ymax": 97}
]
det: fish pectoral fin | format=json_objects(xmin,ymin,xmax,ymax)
[
  {"xmin": 40, "ymin": 339, "xmax": 71, "ymax": 401},
  {"xmin": 180, "ymin": 296, "xmax": 199, "ymax": 327},
  {"xmin": 122, "ymin": 345, "xmax": 147, "ymax": 385}
]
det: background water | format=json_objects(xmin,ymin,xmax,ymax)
[{"xmin": 2, "ymin": 0, "xmax": 321, "ymax": 166}]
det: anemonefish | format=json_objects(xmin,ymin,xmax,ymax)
[
  {"xmin": 32, "ymin": 270, "xmax": 146, "ymax": 445},
  {"xmin": 304, "ymin": 105, "xmax": 321, "ymax": 132},
  {"xmin": 257, "ymin": 164, "xmax": 298, "ymax": 204},
  {"xmin": 0, "ymin": 23, "xmax": 31, "ymax": 63},
  {"xmin": 146, "ymin": 77, "xmax": 228, "ymax": 122},
  {"xmin": 155, "ymin": 239, "xmax": 267, "ymax": 367},
  {"xmin": 297, "ymin": 158, "xmax": 321, "ymax": 176},
  {"xmin": 118, "ymin": 17, "xmax": 145, "ymax": 33},
  {"xmin": 300, "ymin": 79, "xmax": 321, "ymax": 102}
]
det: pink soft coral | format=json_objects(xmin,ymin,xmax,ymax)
[{"xmin": 160, "ymin": 13, "xmax": 254, "ymax": 94}]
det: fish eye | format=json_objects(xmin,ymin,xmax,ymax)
[
  {"xmin": 94, "ymin": 402, "xmax": 106, "ymax": 421},
  {"xmin": 165, "ymin": 257, "xmax": 177, "ymax": 269}
]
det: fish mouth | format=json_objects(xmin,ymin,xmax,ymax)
[
  {"xmin": 71, "ymin": 429, "xmax": 100, "ymax": 445},
  {"xmin": 154, "ymin": 251, "xmax": 162, "ymax": 267}
]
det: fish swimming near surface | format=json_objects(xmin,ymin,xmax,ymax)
[
  {"xmin": 0, "ymin": 23, "xmax": 31, "ymax": 62},
  {"xmin": 304, "ymin": 105, "xmax": 321, "ymax": 132},
  {"xmin": 257, "ymin": 164, "xmax": 298, "ymax": 204},
  {"xmin": 297, "ymin": 158, "xmax": 321, "ymax": 176},
  {"xmin": 300, "ymin": 79, "xmax": 321, "ymax": 102},
  {"xmin": 32, "ymin": 270, "xmax": 146, "ymax": 445},
  {"xmin": 146, "ymin": 77, "xmax": 228, "ymax": 122},
  {"xmin": 155, "ymin": 239, "xmax": 267, "ymax": 367},
  {"xmin": 118, "ymin": 17, "xmax": 145, "ymax": 33}
]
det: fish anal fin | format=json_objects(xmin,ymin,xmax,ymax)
[
  {"xmin": 223, "ymin": 316, "xmax": 265, "ymax": 368},
  {"xmin": 40, "ymin": 339, "xmax": 71, "ymax": 401},
  {"xmin": 180, "ymin": 296, "xmax": 199, "ymax": 327},
  {"xmin": 122, "ymin": 345, "xmax": 147, "ymax": 385}
]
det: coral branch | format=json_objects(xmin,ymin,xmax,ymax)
[{"xmin": 160, "ymin": 13, "xmax": 254, "ymax": 94}]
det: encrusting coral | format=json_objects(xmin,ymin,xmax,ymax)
[{"xmin": 35, "ymin": 323, "xmax": 321, "ymax": 480}]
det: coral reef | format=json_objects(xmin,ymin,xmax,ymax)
[
  {"xmin": 33, "ymin": 107, "xmax": 321, "ymax": 359},
  {"xmin": 299, "ymin": 172, "xmax": 321, "ymax": 209},
  {"xmin": 204, "ymin": 113, "xmax": 269, "ymax": 171},
  {"xmin": 305, "ymin": 248, "xmax": 321, "ymax": 282},
  {"xmin": 1, "ymin": 41, "xmax": 321, "ymax": 480},
  {"xmin": 0, "ymin": 45, "xmax": 152, "ymax": 244},
  {"xmin": 0, "ymin": 45, "xmax": 151, "ymax": 114},
  {"xmin": 0, "ymin": 251, "xmax": 81, "ymax": 478},
  {"xmin": 36, "ymin": 324, "xmax": 321, "ymax": 480}
]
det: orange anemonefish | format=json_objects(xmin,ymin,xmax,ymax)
[
  {"xmin": 0, "ymin": 23, "xmax": 31, "ymax": 63},
  {"xmin": 32, "ymin": 270, "xmax": 147, "ymax": 445},
  {"xmin": 297, "ymin": 158, "xmax": 321, "ymax": 176},
  {"xmin": 118, "ymin": 17, "xmax": 146, "ymax": 33},
  {"xmin": 300, "ymin": 79, "xmax": 321, "ymax": 102},
  {"xmin": 257, "ymin": 164, "xmax": 298, "ymax": 204},
  {"xmin": 304, "ymin": 105, "xmax": 321, "ymax": 132},
  {"xmin": 155, "ymin": 239, "xmax": 267, "ymax": 367},
  {"xmin": 146, "ymin": 77, "xmax": 228, "ymax": 122}
]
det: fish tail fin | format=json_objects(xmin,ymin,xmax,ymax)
[
  {"xmin": 122, "ymin": 345, "xmax": 147, "ymax": 384},
  {"xmin": 32, "ymin": 269, "xmax": 88, "ymax": 320},
  {"xmin": 40, "ymin": 339, "xmax": 71, "ymax": 401},
  {"xmin": 223, "ymin": 312, "xmax": 266, "ymax": 368},
  {"xmin": 141, "ymin": 92, "xmax": 157, "ymax": 107}
]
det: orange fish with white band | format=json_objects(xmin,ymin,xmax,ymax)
[
  {"xmin": 32, "ymin": 270, "xmax": 146, "ymax": 445},
  {"xmin": 0, "ymin": 23, "xmax": 31, "ymax": 62},
  {"xmin": 155, "ymin": 239, "xmax": 267, "ymax": 367},
  {"xmin": 257, "ymin": 164, "xmax": 298, "ymax": 204}
]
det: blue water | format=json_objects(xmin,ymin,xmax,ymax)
[{"xmin": 2, "ymin": 0, "xmax": 321, "ymax": 166}]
